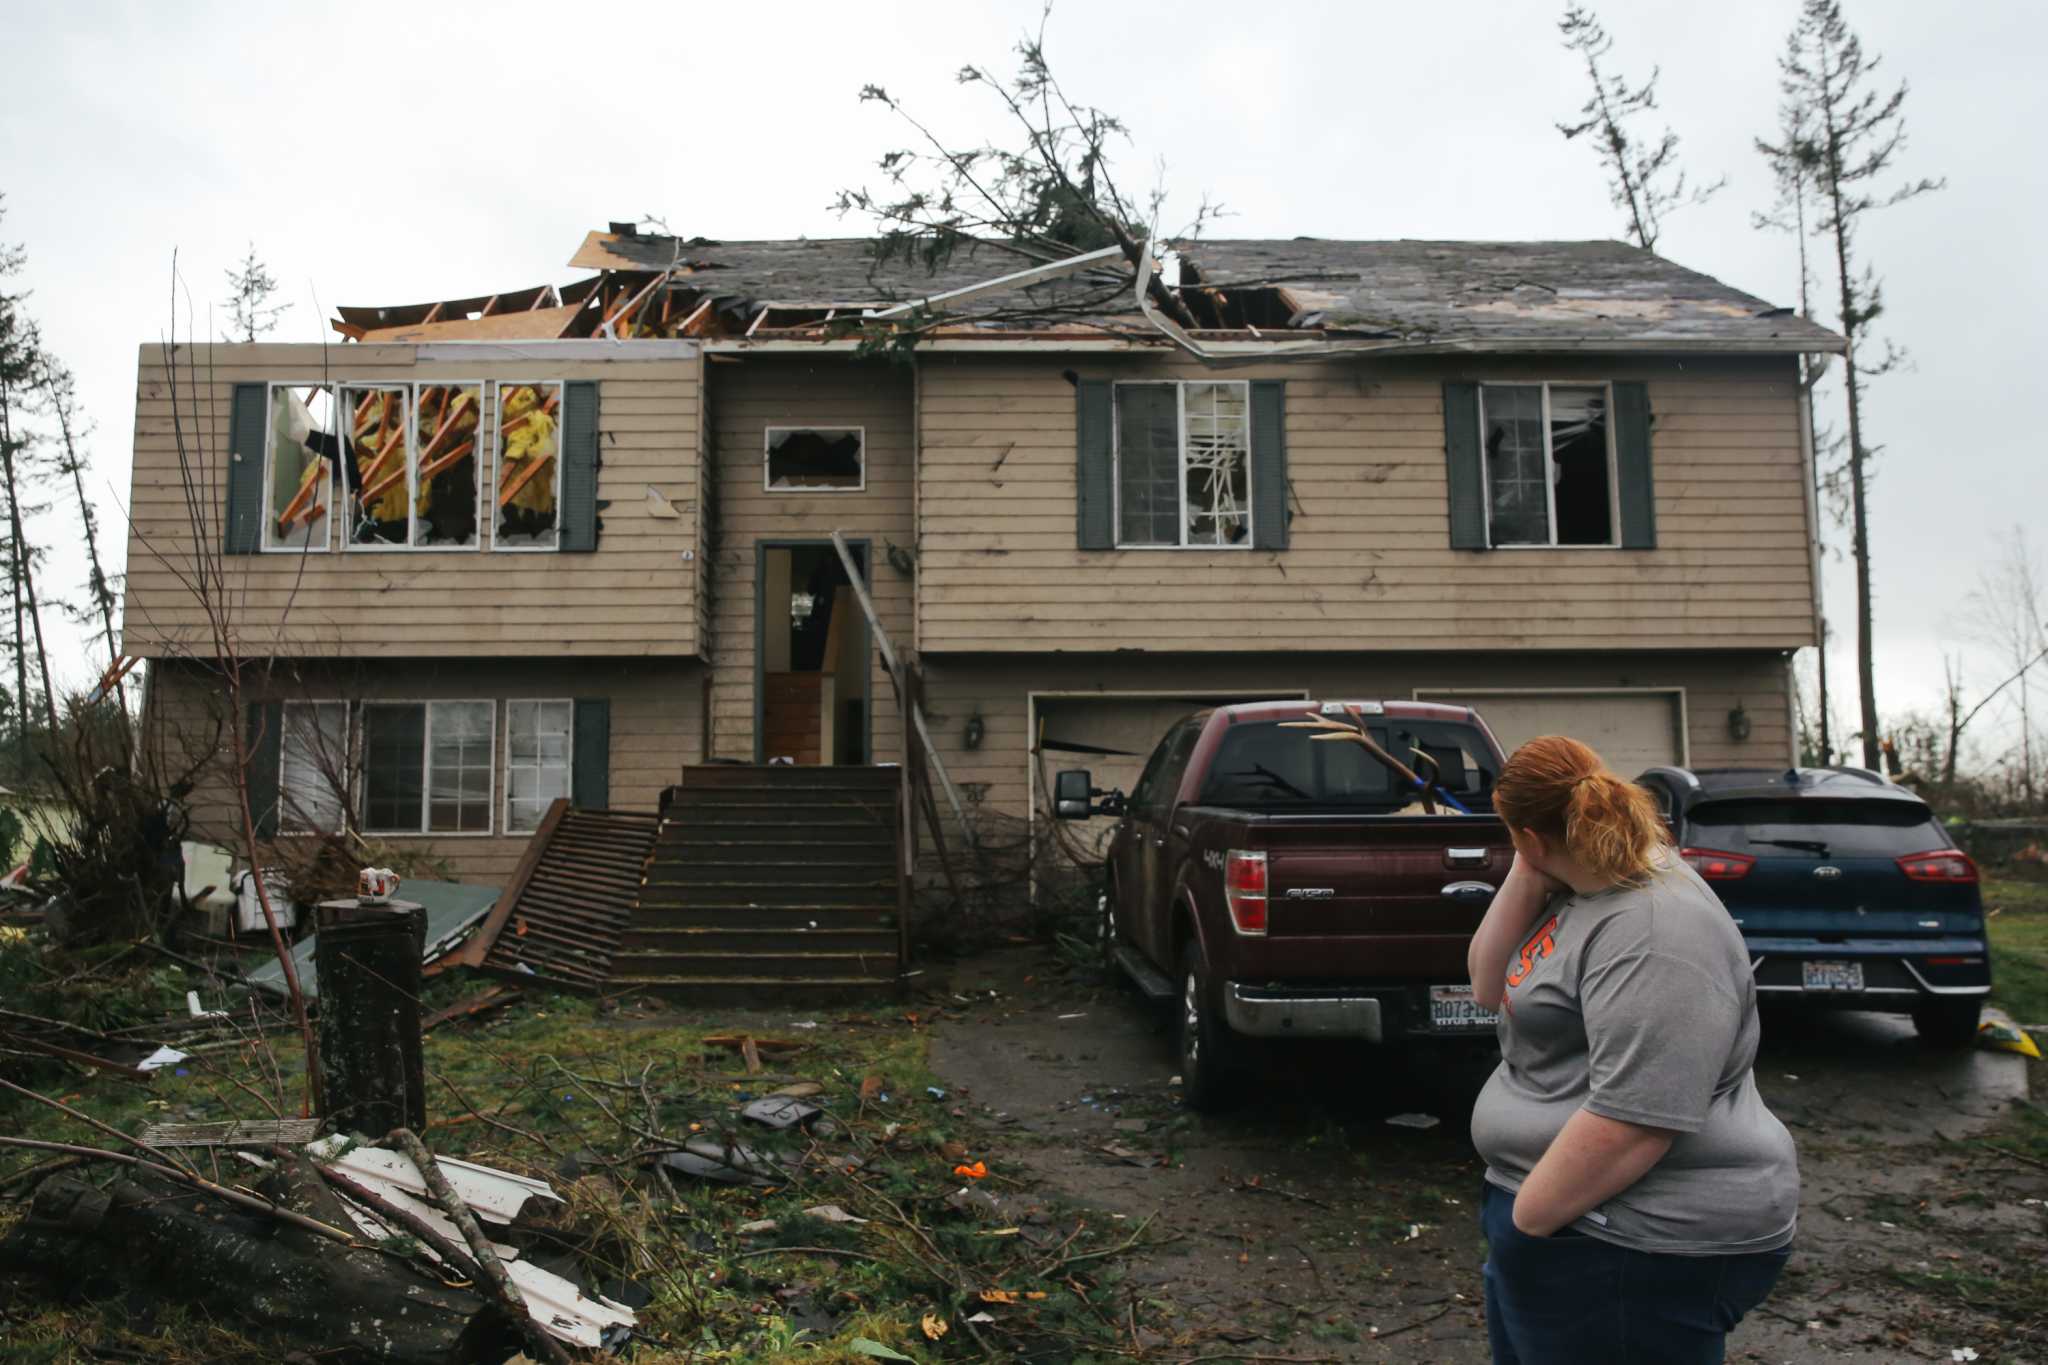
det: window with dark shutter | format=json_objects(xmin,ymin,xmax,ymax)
[
  {"xmin": 1249, "ymin": 380, "xmax": 1288, "ymax": 550},
  {"xmin": 560, "ymin": 380, "xmax": 601, "ymax": 552},
  {"xmin": 1075, "ymin": 380, "xmax": 1114, "ymax": 550},
  {"xmin": 1612, "ymin": 381, "xmax": 1657, "ymax": 549},
  {"xmin": 245, "ymin": 701, "xmax": 283, "ymax": 837},
  {"xmin": 225, "ymin": 385, "xmax": 268, "ymax": 555},
  {"xmin": 572, "ymin": 699, "xmax": 611, "ymax": 809},
  {"xmin": 1442, "ymin": 382, "xmax": 1488, "ymax": 551}
]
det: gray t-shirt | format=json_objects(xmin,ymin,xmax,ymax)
[{"xmin": 1469, "ymin": 855, "xmax": 1799, "ymax": 1255}]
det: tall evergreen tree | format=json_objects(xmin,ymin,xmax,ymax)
[
  {"xmin": 222, "ymin": 241, "xmax": 288, "ymax": 342},
  {"xmin": 1556, "ymin": 6, "xmax": 1723, "ymax": 251},
  {"xmin": 1758, "ymin": 0, "xmax": 1943, "ymax": 769},
  {"xmin": 0, "ymin": 196, "xmax": 60, "ymax": 780}
]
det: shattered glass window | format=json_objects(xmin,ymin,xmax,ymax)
[
  {"xmin": 412, "ymin": 383, "xmax": 482, "ymax": 548},
  {"xmin": 495, "ymin": 382, "xmax": 562, "ymax": 549},
  {"xmin": 341, "ymin": 385, "xmax": 414, "ymax": 547},
  {"xmin": 505, "ymin": 700, "xmax": 573, "ymax": 834},
  {"xmin": 1115, "ymin": 384, "xmax": 1182, "ymax": 546},
  {"xmin": 428, "ymin": 700, "xmax": 494, "ymax": 834},
  {"xmin": 1481, "ymin": 385, "xmax": 1548, "ymax": 546},
  {"xmin": 278, "ymin": 701, "xmax": 349, "ymax": 834},
  {"xmin": 1181, "ymin": 382, "xmax": 1250, "ymax": 546},
  {"xmin": 263, "ymin": 386, "xmax": 337, "ymax": 551},
  {"xmin": 1481, "ymin": 383, "xmax": 1616, "ymax": 547},
  {"xmin": 766, "ymin": 427, "xmax": 864, "ymax": 491}
]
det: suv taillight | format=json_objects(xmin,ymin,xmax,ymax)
[
  {"xmin": 1896, "ymin": 849, "xmax": 1978, "ymax": 883},
  {"xmin": 1224, "ymin": 850, "xmax": 1267, "ymax": 935},
  {"xmin": 1681, "ymin": 847, "xmax": 1755, "ymax": 880}
]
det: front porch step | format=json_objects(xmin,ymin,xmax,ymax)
[
  {"xmin": 609, "ymin": 949, "xmax": 898, "ymax": 979},
  {"xmin": 617, "ymin": 926, "xmax": 898, "ymax": 955},
  {"xmin": 607, "ymin": 976, "xmax": 902, "ymax": 1004},
  {"xmin": 631, "ymin": 905, "xmax": 897, "ymax": 929}
]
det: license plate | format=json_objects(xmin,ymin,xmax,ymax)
[
  {"xmin": 1801, "ymin": 959, "xmax": 1865, "ymax": 992},
  {"xmin": 1429, "ymin": 984, "xmax": 1500, "ymax": 1031}
]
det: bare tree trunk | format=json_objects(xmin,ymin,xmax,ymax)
[
  {"xmin": 0, "ymin": 383, "xmax": 57, "ymax": 757},
  {"xmin": 45, "ymin": 367, "xmax": 125, "ymax": 715}
]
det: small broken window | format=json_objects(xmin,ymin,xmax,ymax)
[
  {"xmin": 1480, "ymin": 383, "xmax": 1615, "ymax": 547},
  {"xmin": 495, "ymin": 382, "xmax": 562, "ymax": 549},
  {"xmin": 765, "ymin": 427, "xmax": 864, "ymax": 492},
  {"xmin": 341, "ymin": 385, "xmax": 414, "ymax": 547},
  {"xmin": 264, "ymin": 386, "xmax": 337, "ymax": 551},
  {"xmin": 412, "ymin": 383, "xmax": 482, "ymax": 547},
  {"xmin": 1114, "ymin": 381, "xmax": 1252, "ymax": 548}
]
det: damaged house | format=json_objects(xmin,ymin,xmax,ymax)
[{"xmin": 119, "ymin": 226, "xmax": 1842, "ymax": 989}]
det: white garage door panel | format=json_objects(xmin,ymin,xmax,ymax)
[{"xmin": 1418, "ymin": 692, "xmax": 1684, "ymax": 775}]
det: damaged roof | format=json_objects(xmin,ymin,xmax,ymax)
[{"xmin": 336, "ymin": 228, "xmax": 1844, "ymax": 355}]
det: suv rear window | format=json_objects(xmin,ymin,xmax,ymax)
[
  {"xmin": 1199, "ymin": 718, "xmax": 1497, "ymax": 811},
  {"xmin": 1685, "ymin": 798, "xmax": 1945, "ymax": 857}
]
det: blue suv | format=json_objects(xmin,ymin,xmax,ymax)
[{"xmin": 1636, "ymin": 766, "xmax": 1989, "ymax": 1047}]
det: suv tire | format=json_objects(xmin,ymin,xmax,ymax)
[
  {"xmin": 1177, "ymin": 939, "xmax": 1242, "ymax": 1111},
  {"xmin": 1912, "ymin": 997, "xmax": 1983, "ymax": 1049}
]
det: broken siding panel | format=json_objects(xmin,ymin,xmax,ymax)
[
  {"xmin": 915, "ymin": 649, "xmax": 1792, "ymax": 826},
  {"xmin": 147, "ymin": 656, "xmax": 704, "ymax": 887},
  {"xmin": 121, "ymin": 345, "xmax": 701, "ymax": 660},
  {"xmin": 705, "ymin": 358, "xmax": 914, "ymax": 764},
  {"xmin": 914, "ymin": 354, "xmax": 1813, "ymax": 653}
]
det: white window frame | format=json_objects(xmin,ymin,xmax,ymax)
[
  {"xmin": 358, "ymin": 698, "xmax": 498, "ymax": 837},
  {"xmin": 337, "ymin": 381, "xmax": 488, "ymax": 555},
  {"xmin": 763, "ymin": 425, "xmax": 867, "ymax": 494},
  {"xmin": 277, "ymin": 700, "xmax": 351, "ymax": 835},
  {"xmin": 260, "ymin": 383, "xmax": 337, "ymax": 554},
  {"xmin": 490, "ymin": 379, "xmax": 567, "ymax": 553},
  {"xmin": 1476, "ymin": 381, "xmax": 1623, "ymax": 550},
  {"xmin": 1110, "ymin": 380, "xmax": 1254, "ymax": 551},
  {"xmin": 503, "ymin": 698, "xmax": 575, "ymax": 834}
]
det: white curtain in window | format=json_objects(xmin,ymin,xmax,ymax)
[
  {"xmin": 279, "ymin": 702, "xmax": 348, "ymax": 833},
  {"xmin": 427, "ymin": 701, "xmax": 494, "ymax": 833},
  {"xmin": 505, "ymin": 700, "xmax": 573, "ymax": 833}
]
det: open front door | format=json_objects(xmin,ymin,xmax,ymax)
[{"xmin": 757, "ymin": 541, "xmax": 870, "ymax": 765}]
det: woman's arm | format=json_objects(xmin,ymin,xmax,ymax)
[
  {"xmin": 1511, "ymin": 1108, "xmax": 1676, "ymax": 1235},
  {"xmin": 1467, "ymin": 853, "xmax": 1559, "ymax": 1009}
]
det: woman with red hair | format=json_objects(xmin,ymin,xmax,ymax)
[{"xmin": 1467, "ymin": 735, "xmax": 1798, "ymax": 1364}]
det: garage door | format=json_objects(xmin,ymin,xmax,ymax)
[{"xmin": 1415, "ymin": 690, "xmax": 1685, "ymax": 775}]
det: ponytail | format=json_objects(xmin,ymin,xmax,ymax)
[{"xmin": 1495, "ymin": 736, "xmax": 1669, "ymax": 887}]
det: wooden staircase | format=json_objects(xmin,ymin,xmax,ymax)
[{"xmin": 607, "ymin": 765, "xmax": 905, "ymax": 998}]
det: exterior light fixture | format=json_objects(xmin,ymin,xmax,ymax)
[
  {"xmin": 1727, "ymin": 702, "xmax": 1752, "ymax": 743},
  {"xmin": 964, "ymin": 713, "xmax": 985, "ymax": 750}
]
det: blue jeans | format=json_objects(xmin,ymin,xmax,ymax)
[{"xmin": 1480, "ymin": 1181, "xmax": 1788, "ymax": 1365}]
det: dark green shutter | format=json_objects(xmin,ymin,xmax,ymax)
[
  {"xmin": 572, "ymin": 698, "xmax": 610, "ymax": 809},
  {"xmin": 1442, "ymin": 381, "xmax": 1488, "ymax": 551},
  {"xmin": 246, "ymin": 701, "xmax": 282, "ymax": 837},
  {"xmin": 1075, "ymin": 380, "xmax": 1114, "ymax": 550},
  {"xmin": 225, "ymin": 384, "xmax": 267, "ymax": 555},
  {"xmin": 561, "ymin": 381, "xmax": 601, "ymax": 552},
  {"xmin": 1249, "ymin": 381, "xmax": 1288, "ymax": 550},
  {"xmin": 1613, "ymin": 381, "xmax": 1657, "ymax": 549}
]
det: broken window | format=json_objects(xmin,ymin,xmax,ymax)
[
  {"xmin": 361, "ymin": 700, "xmax": 495, "ymax": 834},
  {"xmin": 495, "ymin": 382, "xmax": 563, "ymax": 549},
  {"xmin": 278, "ymin": 701, "xmax": 349, "ymax": 833},
  {"xmin": 1114, "ymin": 381, "xmax": 1252, "ymax": 548},
  {"xmin": 341, "ymin": 385, "xmax": 414, "ymax": 548},
  {"xmin": 505, "ymin": 699, "xmax": 572, "ymax": 833},
  {"xmin": 411, "ymin": 384, "xmax": 481, "ymax": 548},
  {"xmin": 765, "ymin": 427, "xmax": 865, "ymax": 492},
  {"xmin": 263, "ymin": 386, "xmax": 338, "ymax": 552},
  {"xmin": 1480, "ymin": 383, "xmax": 1615, "ymax": 547}
]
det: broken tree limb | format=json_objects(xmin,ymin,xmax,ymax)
[
  {"xmin": 830, "ymin": 528, "xmax": 976, "ymax": 853},
  {"xmin": 0, "ymin": 1134, "xmax": 353, "ymax": 1242},
  {"xmin": 308, "ymin": 1154, "xmax": 488, "ymax": 1286},
  {"xmin": 388, "ymin": 1127, "xmax": 572, "ymax": 1365}
]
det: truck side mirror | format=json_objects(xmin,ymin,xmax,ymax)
[{"xmin": 1054, "ymin": 769, "xmax": 1094, "ymax": 820}]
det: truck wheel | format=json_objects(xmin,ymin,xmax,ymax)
[
  {"xmin": 1177, "ymin": 940, "xmax": 1241, "ymax": 1111},
  {"xmin": 1912, "ymin": 997, "xmax": 1983, "ymax": 1049}
]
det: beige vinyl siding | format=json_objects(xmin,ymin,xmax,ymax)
[
  {"xmin": 147, "ymin": 655, "xmax": 705, "ymax": 887},
  {"xmin": 916, "ymin": 649, "xmax": 1794, "ymax": 827},
  {"xmin": 915, "ymin": 354, "xmax": 1815, "ymax": 652},
  {"xmin": 704, "ymin": 357, "xmax": 914, "ymax": 763},
  {"xmin": 121, "ymin": 343, "xmax": 703, "ymax": 659}
]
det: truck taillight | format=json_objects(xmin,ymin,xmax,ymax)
[
  {"xmin": 1897, "ymin": 849, "xmax": 1978, "ymax": 884},
  {"xmin": 1224, "ymin": 850, "xmax": 1267, "ymax": 935},
  {"xmin": 1681, "ymin": 847, "xmax": 1755, "ymax": 881}
]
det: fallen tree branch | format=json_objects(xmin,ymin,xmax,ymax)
[
  {"xmin": 0, "ymin": 1074, "xmax": 197, "ymax": 1175},
  {"xmin": 305, "ymin": 1154, "xmax": 486, "ymax": 1288},
  {"xmin": 388, "ymin": 1126, "xmax": 571, "ymax": 1365},
  {"xmin": 0, "ymin": 1135, "xmax": 352, "ymax": 1243}
]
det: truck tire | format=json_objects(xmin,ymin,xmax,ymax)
[
  {"xmin": 1177, "ymin": 939, "xmax": 1242, "ymax": 1111},
  {"xmin": 1912, "ymin": 997, "xmax": 1983, "ymax": 1049}
]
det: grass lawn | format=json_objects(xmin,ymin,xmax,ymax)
[
  {"xmin": 0, "ymin": 952, "xmax": 1146, "ymax": 1364},
  {"xmin": 1984, "ymin": 874, "xmax": 2048, "ymax": 1027}
]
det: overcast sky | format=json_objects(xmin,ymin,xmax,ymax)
[{"xmin": 4, "ymin": 0, "xmax": 2041, "ymax": 766}]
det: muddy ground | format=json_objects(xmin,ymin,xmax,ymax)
[{"xmin": 929, "ymin": 946, "xmax": 2043, "ymax": 1363}]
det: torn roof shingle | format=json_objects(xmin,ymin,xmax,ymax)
[{"xmin": 335, "ymin": 230, "xmax": 1845, "ymax": 354}]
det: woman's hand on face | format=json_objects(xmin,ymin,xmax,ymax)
[{"xmin": 1511, "ymin": 851, "xmax": 1569, "ymax": 897}]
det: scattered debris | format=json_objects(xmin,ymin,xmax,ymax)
[
  {"xmin": 423, "ymin": 983, "xmax": 522, "ymax": 1032},
  {"xmin": 136, "ymin": 1117, "xmax": 320, "ymax": 1147},
  {"xmin": 1385, "ymin": 1112, "xmax": 1442, "ymax": 1131},
  {"xmin": 1977, "ymin": 1006, "xmax": 2043, "ymax": 1058},
  {"xmin": 248, "ymin": 879, "xmax": 498, "ymax": 1000},
  {"xmin": 805, "ymin": 1203, "xmax": 869, "ymax": 1225},
  {"xmin": 849, "ymin": 1339, "xmax": 914, "ymax": 1362},
  {"xmin": 741, "ymin": 1095, "xmax": 826, "ymax": 1131}
]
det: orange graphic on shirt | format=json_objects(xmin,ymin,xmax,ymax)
[{"xmin": 1504, "ymin": 916, "xmax": 1559, "ymax": 988}]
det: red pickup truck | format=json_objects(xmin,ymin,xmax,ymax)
[{"xmin": 1054, "ymin": 700, "xmax": 1514, "ymax": 1109}]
